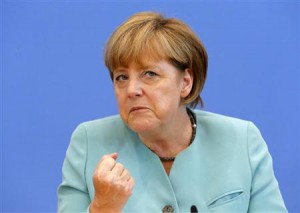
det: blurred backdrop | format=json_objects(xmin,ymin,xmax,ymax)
[{"xmin": 2, "ymin": 0, "xmax": 300, "ymax": 212}]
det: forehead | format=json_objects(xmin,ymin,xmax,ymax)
[
  {"xmin": 114, "ymin": 60, "xmax": 161, "ymax": 72},
  {"xmin": 109, "ymin": 34, "xmax": 172, "ymax": 71},
  {"xmin": 113, "ymin": 54, "xmax": 167, "ymax": 71}
]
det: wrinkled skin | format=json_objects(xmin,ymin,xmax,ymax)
[{"xmin": 90, "ymin": 153, "xmax": 135, "ymax": 213}]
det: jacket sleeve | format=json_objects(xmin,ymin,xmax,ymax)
[
  {"xmin": 247, "ymin": 122, "xmax": 287, "ymax": 212},
  {"xmin": 57, "ymin": 124, "xmax": 91, "ymax": 213}
]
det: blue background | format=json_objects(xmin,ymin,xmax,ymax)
[{"xmin": 2, "ymin": 1, "xmax": 299, "ymax": 212}]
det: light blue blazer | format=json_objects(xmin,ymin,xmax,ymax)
[{"xmin": 58, "ymin": 109, "xmax": 287, "ymax": 212}]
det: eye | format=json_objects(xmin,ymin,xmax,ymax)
[
  {"xmin": 144, "ymin": 71, "xmax": 157, "ymax": 77},
  {"xmin": 115, "ymin": 74, "xmax": 128, "ymax": 81}
]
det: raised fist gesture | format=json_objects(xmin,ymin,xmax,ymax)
[{"xmin": 90, "ymin": 153, "xmax": 135, "ymax": 213}]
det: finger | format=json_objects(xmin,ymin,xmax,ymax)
[
  {"xmin": 96, "ymin": 153, "xmax": 118, "ymax": 172},
  {"xmin": 97, "ymin": 157, "xmax": 117, "ymax": 173},
  {"xmin": 128, "ymin": 176, "xmax": 135, "ymax": 187},
  {"xmin": 108, "ymin": 152, "xmax": 118, "ymax": 160},
  {"xmin": 120, "ymin": 169, "xmax": 131, "ymax": 181},
  {"xmin": 126, "ymin": 177, "xmax": 135, "ymax": 194},
  {"xmin": 111, "ymin": 162, "xmax": 125, "ymax": 176},
  {"xmin": 101, "ymin": 152, "xmax": 118, "ymax": 161}
]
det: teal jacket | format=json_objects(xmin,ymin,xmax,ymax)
[{"xmin": 58, "ymin": 110, "xmax": 287, "ymax": 212}]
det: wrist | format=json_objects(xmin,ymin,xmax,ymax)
[{"xmin": 90, "ymin": 200, "xmax": 122, "ymax": 213}]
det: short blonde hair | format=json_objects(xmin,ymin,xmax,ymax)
[{"xmin": 105, "ymin": 12, "xmax": 208, "ymax": 108}]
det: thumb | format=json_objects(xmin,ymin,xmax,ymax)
[
  {"xmin": 102, "ymin": 152, "xmax": 118, "ymax": 160},
  {"xmin": 96, "ymin": 153, "xmax": 118, "ymax": 173},
  {"xmin": 109, "ymin": 152, "xmax": 118, "ymax": 160}
]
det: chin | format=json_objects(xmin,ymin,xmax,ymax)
[{"xmin": 127, "ymin": 119, "xmax": 156, "ymax": 133}]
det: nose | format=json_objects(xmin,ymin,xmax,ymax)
[{"xmin": 127, "ymin": 78, "xmax": 142, "ymax": 98}]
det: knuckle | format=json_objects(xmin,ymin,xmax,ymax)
[
  {"xmin": 115, "ymin": 162, "xmax": 124, "ymax": 169},
  {"xmin": 101, "ymin": 155, "xmax": 114, "ymax": 164},
  {"xmin": 100, "ymin": 155, "xmax": 109, "ymax": 162},
  {"xmin": 104, "ymin": 157, "xmax": 114, "ymax": 164},
  {"xmin": 130, "ymin": 178, "xmax": 135, "ymax": 186},
  {"xmin": 107, "ymin": 172, "xmax": 116, "ymax": 181}
]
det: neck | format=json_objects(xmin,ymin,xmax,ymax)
[{"xmin": 138, "ymin": 107, "xmax": 194, "ymax": 158}]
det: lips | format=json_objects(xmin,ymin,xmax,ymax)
[{"xmin": 129, "ymin": 106, "xmax": 149, "ymax": 113}]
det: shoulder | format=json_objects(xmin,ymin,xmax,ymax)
[
  {"xmin": 69, "ymin": 115, "xmax": 136, "ymax": 162},
  {"xmin": 191, "ymin": 109, "xmax": 265, "ymax": 158},
  {"xmin": 80, "ymin": 114, "xmax": 124, "ymax": 129},
  {"xmin": 192, "ymin": 109, "xmax": 251, "ymax": 132},
  {"xmin": 72, "ymin": 114, "xmax": 130, "ymax": 140},
  {"xmin": 190, "ymin": 109, "xmax": 262, "ymax": 151}
]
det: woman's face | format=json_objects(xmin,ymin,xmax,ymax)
[{"xmin": 113, "ymin": 59, "xmax": 193, "ymax": 134}]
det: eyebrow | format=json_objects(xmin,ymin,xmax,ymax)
[
  {"xmin": 139, "ymin": 64, "xmax": 160, "ymax": 70},
  {"xmin": 114, "ymin": 64, "xmax": 160, "ymax": 72}
]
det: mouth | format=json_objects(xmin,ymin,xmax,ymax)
[{"xmin": 129, "ymin": 106, "xmax": 149, "ymax": 113}]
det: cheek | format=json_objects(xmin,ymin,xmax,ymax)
[
  {"xmin": 114, "ymin": 90, "xmax": 127, "ymax": 114},
  {"xmin": 152, "ymin": 88, "xmax": 181, "ymax": 110},
  {"xmin": 114, "ymin": 89, "xmax": 124, "ymax": 104},
  {"xmin": 117, "ymin": 101, "xmax": 128, "ymax": 124}
]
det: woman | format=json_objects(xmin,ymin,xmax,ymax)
[{"xmin": 58, "ymin": 12, "xmax": 287, "ymax": 212}]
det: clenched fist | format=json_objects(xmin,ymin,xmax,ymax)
[{"xmin": 90, "ymin": 153, "xmax": 135, "ymax": 213}]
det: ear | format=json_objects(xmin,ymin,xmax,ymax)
[{"xmin": 180, "ymin": 68, "xmax": 193, "ymax": 98}]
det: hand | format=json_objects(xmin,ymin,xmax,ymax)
[{"xmin": 90, "ymin": 153, "xmax": 135, "ymax": 213}]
